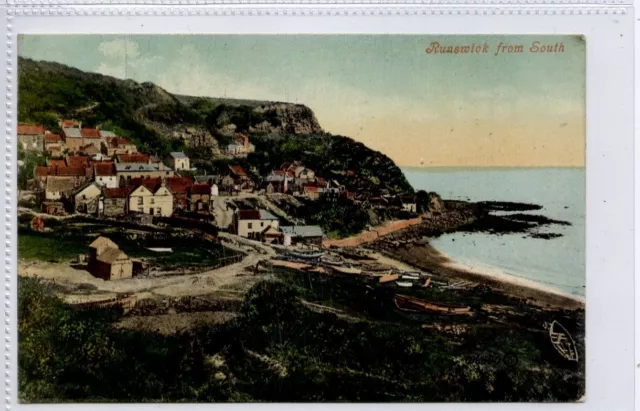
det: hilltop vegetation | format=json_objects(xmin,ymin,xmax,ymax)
[{"xmin": 18, "ymin": 57, "xmax": 412, "ymax": 195}]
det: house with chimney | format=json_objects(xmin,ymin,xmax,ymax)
[
  {"xmin": 128, "ymin": 178, "xmax": 174, "ymax": 216},
  {"xmin": 44, "ymin": 176, "xmax": 76, "ymax": 202},
  {"xmin": 73, "ymin": 182, "xmax": 102, "ymax": 214},
  {"xmin": 188, "ymin": 184, "xmax": 212, "ymax": 212},
  {"xmin": 116, "ymin": 153, "xmax": 150, "ymax": 164},
  {"xmin": 81, "ymin": 128, "xmax": 102, "ymax": 149},
  {"xmin": 166, "ymin": 151, "xmax": 190, "ymax": 171},
  {"xmin": 44, "ymin": 133, "xmax": 64, "ymax": 156},
  {"xmin": 105, "ymin": 136, "xmax": 137, "ymax": 156},
  {"xmin": 116, "ymin": 163, "xmax": 174, "ymax": 186},
  {"xmin": 93, "ymin": 162, "xmax": 117, "ymax": 188},
  {"xmin": 234, "ymin": 209, "xmax": 280, "ymax": 242},
  {"xmin": 280, "ymin": 225, "xmax": 325, "ymax": 246},
  {"xmin": 100, "ymin": 187, "xmax": 129, "ymax": 217},
  {"xmin": 225, "ymin": 133, "xmax": 255, "ymax": 155},
  {"xmin": 17, "ymin": 124, "xmax": 45, "ymax": 151},
  {"xmin": 165, "ymin": 176, "xmax": 194, "ymax": 210},
  {"xmin": 265, "ymin": 169, "xmax": 294, "ymax": 193},
  {"xmin": 228, "ymin": 164, "xmax": 253, "ymax": 190},
  {"xmin": 60, "ymin": 122, "xmax": 84, "ymax": 152}
]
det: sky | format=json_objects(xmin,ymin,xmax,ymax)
[{"xmin": 18, "ymin": 35, "xmax": 585, "ymax": 167}]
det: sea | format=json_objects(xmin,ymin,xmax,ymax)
[{"xmin": 402, "ymin": 167, "xmax": 585, "ymax": 297}]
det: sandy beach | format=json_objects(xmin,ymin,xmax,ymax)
[{"xmin": 373, "ymin": 241, "xmax": 585, "ymax": 310}]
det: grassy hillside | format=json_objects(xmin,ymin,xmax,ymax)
[{"xmin": 18, "ymin": 57, "xmax": 413, "ymax": 195}]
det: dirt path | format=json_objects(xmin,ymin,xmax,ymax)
[{"xmin": 19, "ymin": 245, "xmax": 269, "ymax": 303}]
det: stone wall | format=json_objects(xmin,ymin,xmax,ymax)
[{"xmin": 104, "ymin": 198, "xmax": 126, "ymax": 217}]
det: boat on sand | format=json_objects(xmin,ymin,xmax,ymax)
[
  {"xmin": 394, "ymin": 294, "xmax": 471, "ymax": 315},
  {"xmin": 547, "ymin": 321, "xmax": 579, "ymax": 362},
  {"xmin": 329, "ymin": 265, "xmax": 362, "ymax": 275}
]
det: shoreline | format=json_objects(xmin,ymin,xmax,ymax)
[{"xmin": 373, "ymin": 240, "xmax": 584, "ymax": 310}]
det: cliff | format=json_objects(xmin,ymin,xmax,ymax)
[{"xmin": 18, "ymin": 57, "xmax": 412, "ymax": 194}]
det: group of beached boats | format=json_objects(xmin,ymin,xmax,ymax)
[{"xmin": 271, "ymin": 247, "xmax": 580, "ymax": 363}]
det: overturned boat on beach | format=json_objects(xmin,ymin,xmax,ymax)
[
  {"xmin": 394, "ymin": 294, "xmax": 471, "ymax": 315},
  {"xmin": 547, "ymin": 321, "xmax": 579, "ymax": 362},
  {"xmin": 283, "ymin": 250, "xmax": 325, "ymax": 260}
]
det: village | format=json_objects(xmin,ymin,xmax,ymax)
[
  {"xmin": 16, "ymin": 119, "xmax": 583, "ymax": 368},
  {"xmin": 17, "ymin": 120, "xmax": 427, "ymax": 284}
]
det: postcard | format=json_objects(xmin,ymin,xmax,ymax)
[{"xmin": 15, "ymin": 34, "xmax": 586, "ymax": 403}]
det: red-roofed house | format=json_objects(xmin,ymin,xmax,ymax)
[
  {"xmin": 67, "ymin": 155, "xmax": 90, "ymax": 168},
  {"xmin": 78, "ymin": 143, "xmax": 99, "ymax": 156},
  {"xmin": 44, "ymin": 134, "xmax": 65, "ymax": 157},
  {"xmin": 128, "ymin": 180, "xmax": 173, "ymax": 217},
  {"xmin": 81, "ymin": 128, "xmax": 101, "ymax": 149},
  {"xmin": 35, "ymin": 166, "xmax": 55, "ymax": 182},
  {"xmin": 106, "ymin": 137, "xmax": 137, "ymax": 156},
  {"xmin": 188, "ymin": 184, "xmax": 212, "ymax": 212},
  {"xmin": 47, "ymin": 159, "xmax": 66, "ymax": 168},
  {"xmin": 18, "ymin": 124, "xmax": 45, "ymax": 151},
  {"xmin": 94, "ymin": 163, "xmax": 117, "ymax": 188},
  {"xmin": 117, "ymin": 154, "xmax": 150, "ymax": 164},
  {"xmin": 302, "ymin": 184, "xmax": 322, "ymax": 201},
  {"xmin": 165, "ymin": 177, "xmax": 194, "ymax": 210},
  {"xmin": 228, "ymin": 164, "xmax": 253, "ymax": 190}
]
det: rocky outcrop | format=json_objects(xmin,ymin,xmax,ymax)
[{"xmin": 250, "ymin": 104, "xmax": 322, "ymax": 135}]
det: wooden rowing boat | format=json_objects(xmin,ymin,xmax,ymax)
[
  {"xmin": 379, "ymin": 273, "xmax": 400, "ymax": 284},
  {"xmin": 394, "ymin": 294, "xmax": 471, "ymax": 315},
  {"xmin": 548, "ymin": 321, "xmax": 579, "ymax": 362},
  {"xmin": 330, "ymin": 265, "xmax": 362, "ymax": 275}
]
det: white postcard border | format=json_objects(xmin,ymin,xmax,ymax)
[{"xmin": 1, "ymin": 5, "xmax": 635, "ymax": 410}]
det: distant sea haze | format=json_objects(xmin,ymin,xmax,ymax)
[{"xmin": 402, "ymin": 167, "xmax": 586, "ymax": 297}]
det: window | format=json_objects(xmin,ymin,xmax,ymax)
[
  {"xmin": 261, "ymin": 222, "xmax": 264, "ymax": 227},
  {"xmin": 248, "ymin": 223, "xmax": 253, "ymax": 229},
  {"xmin": 157, "ymin": 207, "xmax": 161, "ymax": 215},
  {"xmin": 150, "ymin": 208, "xmax": 154, "ymax": 216},
  {"xmin": 150, "ymin": 198, "xmax": 155, "ymax": 205},
  {"xmin": 81, "ymin": 195, "xmax": 86, "ymax": 200},
  {"xmin": 137, "ymin": 197, "xmax": 143, "ymax": 205}
]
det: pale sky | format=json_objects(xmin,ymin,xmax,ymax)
[{"xmin": 18, "ymin": 35, "xmax": 585, "ymax": 167}]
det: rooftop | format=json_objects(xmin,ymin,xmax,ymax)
[
  {"xmin": 170, "ymin": 151, "xmax": 188, "ymax": 159},
  {"xmin": 189, "ymin": 184, "xmax": 211, "ymax": 195},
  {"xmin": 96, "ymin": 248, "xmax": 129, "ymax": 264},
  {"xmin": 90, "ymin": 236, "xmax": 118, "ymax": 250},
  {"xmin": 45, "ymin": 176, "xmax": 76, "ymax": 193},
  {"xmin": 67, "ymin": 156, "xmax": 89, "ymax": 168},
  {"xmin": 117, "ymin": 154, "xmax": 150, "ymax": 164},
  {"xmin": 99, "ymin": 130, "xmax": 117, "ymax": 138},
  {"xmin": 62, "ymin": 127, "xmax": 82, "ymax": 139},
  {"xmin": 94, "ymin": 163, "xmax": 115, "ymax": 177},
  {"xmin": 237, "ymin": 208, "xmax": 279, "ymax": 221},
  {"xmin": 228, "ymin": 164, "xmax": 247, "ymax": 177},
  {"xmin": 17, "ymin": 124, "xmax": 45, "ymax": 135},
  {"xmin": 81, "ymin": 128, "xmax": 101, "ymax": 139},
  {"xmin": 44, "ymin": 134, "xmax": 63, "ymax": 143},
  {"xmin": 116, "ymin": 163, "xmax": 166, "ymax": 172},
  {"xmin": 102, "ymin": 188, "xmax": 129, "ymax": 199},
  {"xmin": 280, "ymin": 225, "xmax": 324, "ymax": 238}
]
